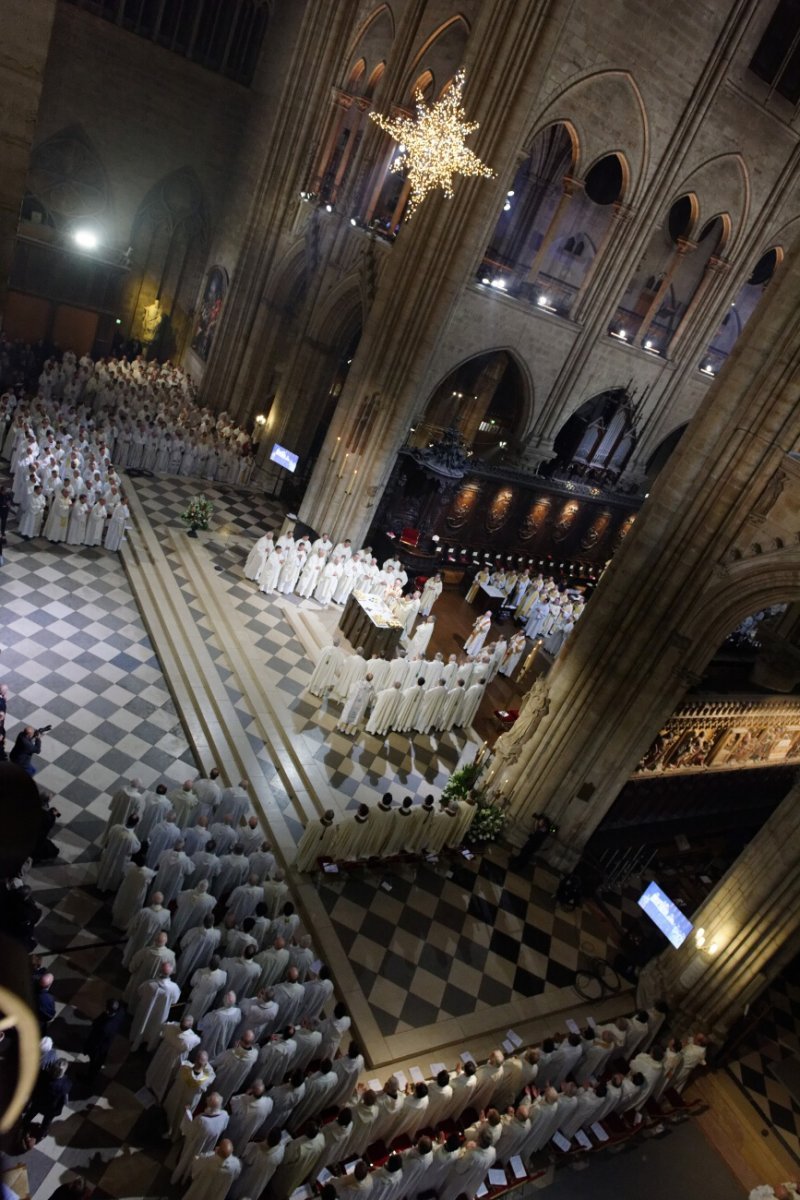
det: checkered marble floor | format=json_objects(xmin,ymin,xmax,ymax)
[{"xmin": 726, "ymin": 964, "xmax": 800, "ymax": 1166}]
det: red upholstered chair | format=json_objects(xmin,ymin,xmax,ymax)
[{"xmin": 400, "ymin": 527, "xmax": 420, "ymax": 548}]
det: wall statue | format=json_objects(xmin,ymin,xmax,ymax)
[
  {"xmin": 485, "ymin": 486, "xmax": 515, "ymax": 533},
  {"xmin": 485, "ymin": 676, "xmax": 550, "ymax": 791},
  {"xmin": 518, "ymin": 496, "xmax": 551, "ymax": 541}
]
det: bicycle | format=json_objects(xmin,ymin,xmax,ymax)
[{"xmin": 573, "ymin": 956, "xmax": 622, "ymax": 1002}]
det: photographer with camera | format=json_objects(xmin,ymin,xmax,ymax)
[{"xmin": 9, "ymin": 724, "xmax": 50, "ymax": 777}]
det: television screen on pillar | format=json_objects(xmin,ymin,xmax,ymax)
[
  {"xmin": 637, "ymin": 881, "xmax": 693, "ymax": 948},
  {"xmin": 270, "ymin": 443, "xmax": 299, "ymax": 473}
]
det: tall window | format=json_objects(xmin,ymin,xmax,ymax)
[
  {"xmin": 64, "ymin": 0, "xmax": 269, "ymax": 86},
  {"xmin": 750, "ymin": 0, "xmax": 800, "ymax": 103}
]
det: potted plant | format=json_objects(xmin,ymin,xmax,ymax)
[{"xmin": 181, "ymin": 496, "xmax": 214, "ymax": 538}]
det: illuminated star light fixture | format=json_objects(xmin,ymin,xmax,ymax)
[{"xmin": 369, "ymin": 70, "xmax": 494, "ymax": 218}]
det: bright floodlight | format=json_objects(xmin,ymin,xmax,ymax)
[{"xmin": 73, "ymin": 228, "xmax": 99, "ymax": 250}]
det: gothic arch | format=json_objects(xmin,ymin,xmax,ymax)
[
  {"xmin": 419, "ymin": 346, "xmax": 535, "ymax": 446},
  {"xmin": 684, "ymin": 548, "xmax": 800, "ymax": 673},
  {"xmin": 344, "ymin": 4, "xmax": 395, "ymax": 85},
  {"xmin": 674, "ymin": 153, "xmax": 750, "ymax": 253},
  {"xmin": 264, "ymin": 240, "xmax": 309, "ymax": 312},
  {"xmin": 308, "ymin": 275, "xmax": 364, "ymax": 350},
  {"xmin": 26, "ymin": 124, "xmax": 111, "ymax": 230},
  {"xmin": 403, "ymin": 15, "xmax": 471, "ymax": 101},
  {"xmin": 529, "ymin": 70, "xmax": 649, "ymax": 203}
]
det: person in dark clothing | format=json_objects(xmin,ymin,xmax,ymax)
[
  {"xmin": 36, "ymin": 972, "xmax": 56, "ymax": 1034},
  {"xmin": 9, "ymin": 726, "xmax": 42, "ymax": 775},
  {"xmin": 47, "ymin": 1176, "xmax": 92, "ymax": 1200},
  {"xmin": 510, "ymin": 815, "xmax": 552, "ymax": 870},
  {"xmin": 84, "ymin": 999, "xmax": 126, "ymax": 1078},
  {"xmin": 26, "ymin": 1058, "xmax": 71, "ymax": 1138},
  {"xmin": 0, "ymin": 486, "xmax": 13, "ymax": 536}
]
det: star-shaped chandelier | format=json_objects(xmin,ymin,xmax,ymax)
[{"xmin": 369, "ymin": 70, "xmax": 494, "ymax": 218}]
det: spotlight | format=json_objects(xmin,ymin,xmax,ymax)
[
  {"xmin": 350, "ymin": 217, "xmax": 357, "ymax": 226},
  {"xmin": 73, "ymin": 228, "xmax": 99, "ymax": 250},
  {"xmin": 503, "ymin": 201, "xmax": 511, "ymax": 212},
  {"xmin": 481, "ymin": 276, "xmax": 491, "ymax": 285},
  {"xmin": 325, "ymin": 204, "xmax": 333, "ymax": 213},
  {"xmin": 490, "ymin": 278, "xmax": 507, "ymax": 290},
  {"xmin": 507, "ymin": 189, "xmax": 515, "ymax": 197}
]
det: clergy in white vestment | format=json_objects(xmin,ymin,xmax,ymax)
[
  {"xmin": 485, "ymin": 638, "xmax": 507, "ymax": 682},
  {"xmin": 332, "ymin": 554, "xmax": 358, "ymax": 604},
  {"xmin": 184, "ymin": 958, "xmax": 227, "ymax": 1021},
  {"xmin": 440, "ymin": 1132, "xmax": 496, "ymax": 1200},
  {"xmin": 198, "ymin": 993, "xmax": 243, "ymax": 1059},
  {"xmin": 219, "ymin": 946, "xmax": 260, "ymax": 1000},
  {"xmin": 405, "ymin": 796, "xmax": 437, "ymax": 854},
  {"xmin": 245, "ymin": 533, "xmax": 272, "ymax": 580},
  {"xmin": 268, "ymin": 1124, "xmax": 326, "ymax": 1199},
  {"xmin": 382, "ymin": 797, "xmax": 416, "ymax": 857},
  {"xmin": 346, "ymin": 1090, "xmax": 380, "ymax": 1157},
  {"xmin": 494, "ymin": 1106, "xmax": 532, "ymax": 1160},
  {"xmin": 216, "ymin": 780, "xmax": 252, "ymax": 826},
  {"xmin": 312, "ymin": 533, "xmax": 333, "ymax": 558},
  {"xmin": 328, "ymin": 1040, "xmax": 366, "ymax": 1108},
  {"xmin": 407, "ymin": 615, "xmax": 435, "ymax": 657},
  {"xmin": 523, "ymin": 1088, "xmax": 563, "ymax": 1153},
  {"xmin": 172, "ymin": 1095, "xmax": 231, "ymax": 1184},
  {"xmin": 369, "ymin": 1156, "xmax": 404, "ymax": 1200},
  {"xmin": 464, "ymin": 611, "xmax": 492, "ymax": 657},
  {"xmin": 456, "ymin": 679, "xmax": 486, "ymax": 729},
  {"xmin": 254, "ymin": 1030, "xmax": 298, "ymax": 1088},
  {"xmin": 104, "ymin": 498, "xmax": 129, "ymax": 551},
  {"xmin": 332, "ymin": 648, "xmax": 367, "ymax": 703},
  {"xmin": 261, "ymin": 1072, "xmax": 306, "ymax": 1134},
  {"xmin": 440, "ymin": 653, "xmax": 459, "ymax": 688},
  {"xmin": 145, "ymin": 1015, "xmax": 201, "ymax": 1102},
  {"xmin": 296, "ymin": 549, "xmax": 326, "ymax": 597},
  {"xmin": 308, "ymin": 639, "xmax": 344, "ymax": 697},
  {"xmin": 364, "ymin": 653, "xmax": 391, "ymax": 691},
  {"xmin": 170, "ymin": 880, "xmax": 216, "ymax": 945},
  {"xmin": 66, "ymin": 496, "xmax": 90, "ymax": 544},
  {"xmin": 258, "ymin": 548, "xmax": 284, "ymax": 594},
  {"xmin": 214, "ymin": 848, "xmax": 249, "ymax": 898},
  {"xmin": 415, "ymin": 680, "xmax": 448, "ymax": 735},
  {"xmin": 211, "ymin": 1032, "xmax": 259, "ymax": 1103},
  {"xmin": 137, "ymin": 786, "xmax": 172, "ymax": 843},
  {"xmin": 123, "ymin": 896, "xmax": 171, "ymax": 966},
  {"xmin": 291, "ymin": 1024, "xmax": 323, "ymax": 1073},
  {"xmin": 670, "ymin": 1033, "xmax": 708, "ymax": 1091},
  {"xmin": 84, "ymin": 499, "xmax": 108, "ymax": 546},
  {"xmin": 178, "ymin": 916, "xmax": 221, "ymax": 981},
  {"xmin": 229, "ymin": 1130, "xmax": 284, "ymax": 1200},
  {"xmin": 426, "ymin": 800, "xmax": 459, "ymax": 856},
  {"xmin": 438, "ymin": 680, "xmax": 466, "ymax": 732},
  {"xmin": 399, "ymin": 1138, "xmax": 434, "ymax": 1197},
  {"xmin": 227, "ymin": 875, "xmax": 264, "ymax": 923},
  {"xmin": 419, "ymin": 573, "xmax": 443, "ymax": 616},
  {"xmin": 227, "ymin": 1080, "xmax": 273, "ymax": 1153},
  {"xmin": 499, "ymin": 631, "xmax": 526, "ymax": 678},
  {"xmin": 152, "ymin": 842, "xmax": 195, "ymax": 905},
  {"xmin": 424, "ymin": 1071, "xmax": 455, "ymax": 1128},
  {"xmin": 44, "ymin": 493, "xmax": 71, "ymax": 542},
  {"xmin": 106, "ymin": 779, "xmax": 146, "ymax": 838},
  {"xmin": 287, "ymin": 1061, "xmax": 338, "ymax": 1131},
  {"xmin": 365, "ymin": 681, "xmax": 403, "ymax": 737},
  {"xmin": 125, "ymin": 936, "xmax": 176, "ymax": 1003},
  {"xmin": 165, "ymin": 1054, "xmax": 216, "ymax": 1136},
  {"xmin": 19, "ymin": 487, "xmax": 46, "ymax": 538},
  {"xmin": 338, "ymin": 672, "xmax": 375, "ymax": 734},
  {"xmin": 315, "ymin": 556, "xmax": 343, "ymax": 605},
  {"xmin": 294, "ymin": 809, "xmax": 337, "ymax": 871},
  {"xmin": 234, "ymin": 991, "xmax": 278, "ymax": 1041},
  {"xmin": 145, "ymin": 813, "xmax": 182, "ymax": 868},
  {"xmin": 112, "ymin": 858, "xmax": 155, "ymax": 928},
  {"xmin": 130, "ymin": 965, "xmax": 181, "ymax": 1051},
  {"xmin": 297, "ymin": 967, "xmax": 335, "ymax": 1024},
  {"xmin": 394, "ymin": 678, "xmax": 427, "ymax": 733},
  {"xmin": 96, "ymin": 817, "xmax": 141, "ymax": 891},
  {"xmin": 317, "ymin": 1109, "xmax": 353, "ymax": 1170},
  {"xmin": 272, "ymin": 968, "xmax": 305, "ymax": 1026},
  {"xmin": 171, "ymin": 779, "xmax": 201, "ymax": 827}
]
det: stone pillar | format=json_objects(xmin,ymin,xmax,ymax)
[
  {"xmin": 635, "ymin": 238, "xmax": 696, "ymax": 346},
  {"xmin": 459, "ymin": 353, "xmax": 509, "ymax": 446},
  {"xmin": 497, "ymin": 233, "xmax": 800, "ymax": 872},
  {"xmin": 299, "ymin": 0, "xmax": 565, "ymax": 543},
  {"xmin": 0, "ymin": 0, "xmax": 57, "ymax": 319},
  {"xmin": 523, "ymin": 175, "xmax": 581, "ymax": 285},
  {"xmin": 638, "ymin": 777, "xmax": 800, "ymax": 1037},
  {"xmin": 200, "ymin": 0, "xmax": 362, "ymax": 412}
]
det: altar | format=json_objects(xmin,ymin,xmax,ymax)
[
  {"xmin": 339, "ymin": 590, "xmax": 404, "ymax": 658},
  {"xmin": 474, "ymin": 583, "xmax": 510, "ymax": 615}
]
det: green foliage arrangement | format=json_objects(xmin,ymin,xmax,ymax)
[{"xmin": 181, "ymin": 496, "xmax": 214, "ymax": 531}]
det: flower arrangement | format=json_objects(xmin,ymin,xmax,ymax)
[
  {"xmin": 466, "ymin": 801, "xmax": 507, "ymax": 845},
  {"xmin": 181, "ymin": 496, "xmax": 214, "ymax": 535},
  {"xmin": 442, "ymin": 762, "xmax": 482, "ymax": 801}
]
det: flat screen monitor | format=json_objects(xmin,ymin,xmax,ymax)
[
  {"xmin": 270, "ymin": 442, "xmax": 299, "ymax": 473},
  {"xmin": 637, "ymin": 881, "xmax": 693, "ymax": 948}
]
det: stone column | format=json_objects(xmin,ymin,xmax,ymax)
[
  {"xmin": 200, "ymin": 0, "xmax": 361, "ymax": 411},
  {"xmin": 497, "ymin": 233, "xmax": 800, "ymax": 872},
  {"xmin": 0, "ymin": 0, "xmax": 57, "ymax": 318},
  {"xmin": 299, "ymin": 0, "xmax": 565, "ymax": 542},
  {"xmin": 635, "ymin": 238, "xmax": 696, "ymax": 346},
  {"xmin": 637, "ymin": 777, "xmax": 800, "ymax": 1037}
]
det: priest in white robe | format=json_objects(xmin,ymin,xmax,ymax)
[
  {"xmin": 288, "ymin": 1061, "xmax": 338, "ymax": 1131},
  {"xmin": 172, "ymin": 1094, "xmax": 230, "ymax": 1184},
  {"xmin": 130, "ymin": 965, "xmax": 181, "ymax": 1051},
  {"xmin": 211, "ymin": 1032, "xmax": 259, "ymax": 1103},
  {"xmin": 170, "ymin": 880, "xmax": 216, "ymax": 945},
  {"xmin": 464, "ymin": 612, "xmax": 492, "ymax": 657},
  {"xmin": 19, "ymin": 487, "xmax": 46, "ymax": 538},
  {"xmin": 44, "ymin": 492, "xmax": 71, "ymax": 542},
  {"xmin": 198, "ymin": 992, "xmax": 243, "ymax": 1058},
  {"xmin": 307, "ymin": 639, "xmax": 344, "ymax": 698},
  {"xmin": 183, "ymin": 1140, "xmax": 241, "ymax": 1200},
  {"xmin": 338, "ymin": 672, "xmax": 375, "ymax": 734},
  {"xmin": 394, "ymin": 677, "xmax": 427, "ymax": 733},
  {"xmin": 227, "ymin": 1080, "xmax": 273, "ymax": 1153},
  {"xmin": 268, "ymin": 1123, "xmax": 326, "ymax": 1199},
  {"xmin": 112, "ymin": 858, "xmax": 155, "ymax": 928},
  {"xmin": 440, "ymin": 681, "xmax": 467, "ymax": 732},
  {"xmin": 230, "ymin": 1131, "xmax": 284, "ymax": 1200},
  {"xmin": 415, "ymin": 679, "xmax": 448, "ymax": 735},
  {"xmin": 258, "ymin": 548, "xmax": 284, "ymax": 594},
  {"xmin": 106, "ymin": 779, "xmax": 146, "ymax": 837},
  {"xmin": 165, "ymin": 1054, "xmax": 216, "ymax": 1136},
  {"xmin": 184, "ymin": 958, "xmax": 227, "ymax": 1021},
  {"xmin": 104, "ymin": 498, "xmax": 129, "ymax": 551},
  {"xmin": 152, "ymin": 842, "xmax": 195, "ymax": 905},
  {"xmin": 245, "ymin": 533, "xmax": 272, "ymax": 580},
  {"xmin": 499, "ymin": 631, "xmax": 526, "ymax": 678},
  {"xmin": 96, "ymin": 817, "xmax": 141, "ymax": 891},
  {"xmin": 145, "ymin": 1014, "xmax": 201, "ymax": 1103},
  {"xmin": 419, "ymin": 573, "xmax": 443, "ymax": 616},
  {"xmin": 123, "ymin": 895, "xmax": 171, "ymax": 966},
  {"xmin": 332, "ymin": 554, "xmax": 358, "ymax": 604},
  {"xmin": 315, "ymin": 555, "xmax": 343, "ymax": 606},
  {"xmin": 294, "ymin": 809, "xmax": 337, "ymax": 870},
  {"xmin": 332, "ymin": 648, "xmax": 367, "ymax": 703},
  {"xmin": 296, "ymin": 549, "xmax": 326, "ymax": 598},
  {"xmin": 365, "ymin": 681, "xmax": 403, "ymax": 736},
  {"xmin": 457, "ymin": 679, "xmax": 486, "ymax": 729},
  {"xmin": 407, "ymin": 614, "xmax": 435, "ymax": 657}
]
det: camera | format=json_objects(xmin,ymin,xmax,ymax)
[{"xmin": 36, "ymin": 725, "xmax": 53, "ymax": 735}]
